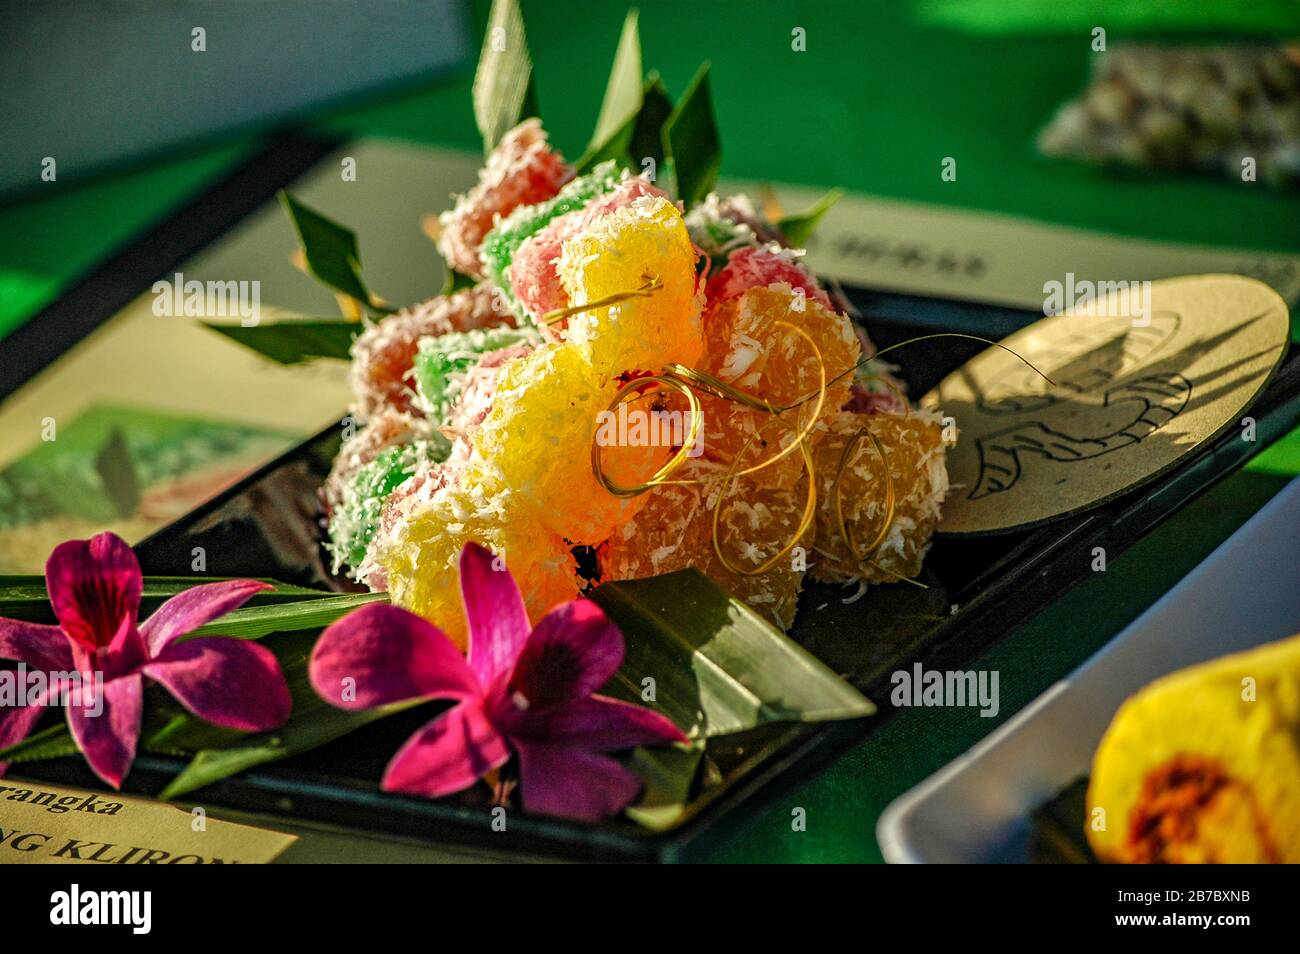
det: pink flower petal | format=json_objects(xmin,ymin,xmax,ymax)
[
  {"xmin": 505, "ymin": 694, "xmax": 686, "ymax": 750},
  {"xmin": 508, "ymin": 599, "xmax": 623, "ymax": 709},
  {"xmin": 0, "ymin": 618, "xmax": 73, "ymax": 670},
  {"xmin": 513, "ymin": 740, "xmax": 642, "ymax": 821},
  {"xmin": 310, "ymin": 603, "xmax": 478, "ymax": 711},
  {"xmin": 65, "ymin": 673, "xmax": 142, "ymax": 789},
  {"xmin": 381, "ymin": 702, "xmax": 509, "ymax": 799},
  {"xmin": 45, "ymin": 533, "xmax": 142, "ymax": 652},
  {"xmin": 460, "ymin": 542, "xmax": 531, "ymax": 690},
  {"xmin": 139, "ymin": 580, "xmax": 273, "ymax": 655},
  {"xmin": 100, "ymin": 615, "xmax": 149, "ymax": 679},
  {"xmin": 704, "ymin": 246, "xmax": 833, "ymax": 309},
  {"xmin": 144, "ymin": 637, "xmax": 290, "ymax": 732}
]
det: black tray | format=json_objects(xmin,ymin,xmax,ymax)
[{"xmin": 11, "ymin": 137, "xmax": 1299, "ymax": 862}]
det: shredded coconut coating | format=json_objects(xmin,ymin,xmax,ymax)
[
  {"xmin": 557, "ymin": 195, "xmax": 703, "ymax": 376},
  {"xmin": 510, "ymin": 175, "xmax": 668, "ymax": 327},
  {"xmin": 704, "ymin": 245, "xmax": 832, "ymax": 309},
  {"xmin": 330, "ymin": 164, "xmax": 954, "ymax": 632},
  {"xmin": 411, "ymin": 327, "xmax": 537, "ymax": 422},
  {"xmin": 597, "ymin": 460, "xmax": 810, "ymax": 631},
  {"xmin": 369, "ymin": 478, "xmax": 579, "ymax": 650},
  {"xmin": 439, "ymin": 341, "xmax": 535, "ymax": 464},
  {"xmin": 844, "ymin": 380, "xmax": 904, "ymax": 415},
  {"xmin": 322, "ymin": 409, "xmax": 419, "ymax": 517},
  {"xmin": 698, "ymin": 284, "xmax": 860, "ymax": 490},
  {"xmin": 717, "ymin": 193, "xmax": 788, "ymax": 247},
  {"xmin": 811, "ymin": 408, "xmax": 950, "ymax": 585},
  {"xmin": 685, "ymin": 192, "xmax": 763, "ymax": 263},
  {"xmin": 481, "ymin": 160, "xmax": 625, "ymax": 314},
  {"xmin": 462, "ymin": 343, "xmax": 666, "ymax": 545},
  {"xmin": 436, "ymin": 119, "xmax": 573, "ymax": 278},
  {"xmin": 349, "ymin": 282, "xmax": 514, "ymax": 422}
]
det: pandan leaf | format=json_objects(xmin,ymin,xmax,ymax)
[
  {"xmin": 777, "ymin": 189, "xmax": 843, "ymax": 247},
  {"xmin": 280, "ymin": 192, "xmax": 376, "ymax": 307},
  {"xmin": 0, "ymin": 570, "xmax": 872, "ymax": 805},
  {"xmin": 0, "ymin": 575, "xmax": 333, "ymax": 624},
  {"xmin": 577, "ymin": 73, "xmax": 673, "ymax": 177},
  {"xmin": 662, "ymin": 63, "xmax": 721, "ymax": 209},
  {"xmin": 473, "ymin": 0, "xmax": 538, "ymax": 154},
  {"xmin": 0, "ymin": 592, "xmax": 390, "ymax": 769},
  {"xmin": 626, "ymin": 742, "xmax": 706, "ymax": 831},
  {"xmin": 164, "ymin": 571, "xmax": 873, "ymax": 802},
  {"xmin": 184, "ymin": 592, "xmax": 389, "ymax": 640},
  {"xmin": 587, "ymin": 10, "xmax": 643, "ymax": 153},
  {"xmin": 629, "ymin": 75, "xmax": 673, "ymax": 177},
  {"xmin": 158, "ymin": 629, "xmax": 422, "ymax": 801},
  {"xmin": 0, "ymin": 724, "xmax": 82, "ymax": 765},
  {"xmin": 591, "ymin": 569, "xmax": 875, "ymax": 739},
  {"xmin": 204, "ymin": 319, "xmax": 360, "ymax": 364}
]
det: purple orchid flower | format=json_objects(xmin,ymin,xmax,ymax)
[
  {"xmin": 309, "ymin": 542, "xmax": 686, "ymax": 821},
  {"xmin": 0, "ymin": 533, "xmax": 291, "ymax": 788}
]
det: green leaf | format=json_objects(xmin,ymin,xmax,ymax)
[
  {"xmin": 94, "ymin": 427, "xmax": 141, "ymax": 519},
  {"xmin": 141, "ymin": 708, "xmax": 245, "ymax": 757},
  {"xmin": 280, "ymin": 192, "xmax": 373, "ymax": 305},
  {"xmin": 0, "ymin": 621, "xmax": 417, "ymax": 795},
  {"xmin": 0, "ymin": 724, "xmax": 81, "ymax": 765},
  {"xmin": 1, "ymin": 568, "xmax": 873, "ymax": 806},
  {"xmin": 186, "ymin": 592, "xmax": 388, "ymax": 640},
  {"xmin": 662, "ymin": 63, "xmax": 721, "ymax": 209},
  {"xmin": 626, "ymin": 742, "xmax": 705, "ymax": 831},
  {"xmin": 158, "ymin": 630, "xmax": 422, "ymax": 800},
  {"xmin": 577, "ymin": 74, "xmax": 673, "ymax": 176},
  {"xmin": 587, "ymin": 10, "xmax": 643, "ymax": 152},
  {"xmin": 473, "ymin": 0, "xmax": 537, "ymax": 154},
  {"xmin": 0, "ymin": 575, "xmax": 334, "ymax": 624},
  {"xmin": 629, "ymin": 76, "xmax": 673, "ymax": 175},
  {"xmin": 204, "ymin": 319, "xmax": 360, "ymax": 365},
  {"xmin": 777, "ymin": 189, "xmax": 843, "ymax": 247},
  {"xmin": 0, "ymin": 589, "xmax": 381, "ymax": 767},
  {"xmin": 591, "ymin": 569, "xmax": 874, "ymax": 739}
]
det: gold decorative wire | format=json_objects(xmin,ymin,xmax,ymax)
[
  {"xmin": 788, "ymin": 332, "xmax": 1057, "ymax": 411},
  {"xmin": 576, "ymin": 281, "xmax": 1054, "ymax": 587},
  {"xmin": 835, "ymin": 426, "xmax": 894, "ymax": 563},
  {"xmin": 542, "ymin": 272, "xmax": 664, "ymax": 326},
  {"xmin": 709, "ymin": 434, "xmax": 818, "ymax": 577},
  {"xmin": 591, "ymin": 374, "xmax": 702, "ymax": 497}
]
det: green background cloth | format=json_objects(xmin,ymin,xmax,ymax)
[{"xmin": 1, "ymin": 1, "xmax": 1297, "ymax": 861}]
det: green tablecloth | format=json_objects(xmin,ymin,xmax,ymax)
[{"xmin": 1, "ymin": 1, "xmax": 1297, "ymax": 862}]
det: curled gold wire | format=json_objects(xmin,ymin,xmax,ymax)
[
  {"xmin": 542, "ymin": 272, "xmax": 663, "ymax": 326},
  {"xmin": 583, "ymin": 301, "xmax": 1052, "ymax": 590},
  {"xmin": 830, "ymin": 426, "xmax": 930, "ymax": 590},
  {"xmin": 710, "ymin": 435, "xmax": 818, "ymax": 578},
  {"xmin": 660, "ymin": 320, "xmax": 828, "ymax": 483},
  {"xmin": 590, "ymin": 374, "xmax": 702, "ymax": 497},
  {"xmin": 788, "ymin": 332, "xmax": 1056, "ymax": 411},
  {"xmin": 835, "ymin": 427, "xmax": 895, "ymax": 564}
]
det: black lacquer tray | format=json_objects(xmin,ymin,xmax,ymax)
[{"xmin": 10, "ymin": 135, "xmax": 1299, "ymax": 861}]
